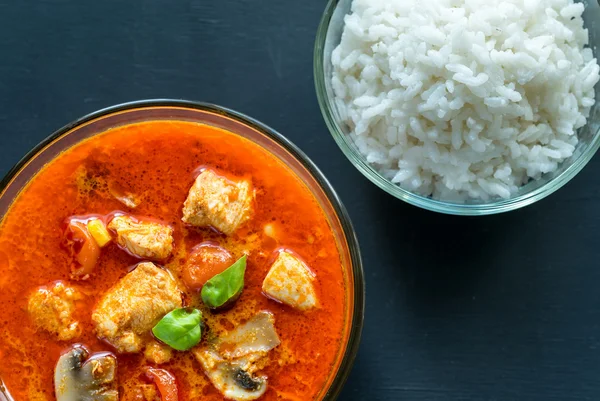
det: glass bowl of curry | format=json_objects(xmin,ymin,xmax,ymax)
[{"xmin": 0, "ymin": 100, "xmax": 364, "ymax": 401}]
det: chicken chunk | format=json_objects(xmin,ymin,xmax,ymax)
[
  {"xmin": 28, "ymin": 282, "xmax": 82, "ymax": 341},
  {"xmin": 92, "ymin": 262, "xmax": 182, "ymax": 353},
  {"xmin": 262, "ymin": 251, "xmax": 318, "ymax": 310},
  {"xmin": 144, "ymin": 340, "xmax": 173, "ymax": 364},
  {"xmin": 181, "ymin": 170, "xmax": 253, "ymax": 235},
  {"xmin": 108, "ymin": 215, "xmax": 174, "ymax": 260}
]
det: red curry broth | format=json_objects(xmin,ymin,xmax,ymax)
[{"xmin": 0, "ymin": 121, "xmax": 348, "ymax": 400}]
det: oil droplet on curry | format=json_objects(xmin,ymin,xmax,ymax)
[{"xmin": 0, "ymin": 121, "xmax": 348, "ymax": 401}]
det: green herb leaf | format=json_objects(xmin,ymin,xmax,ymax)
[
  {"xmin": 201, "ymin": 255, "xmax": 247, "ymax": 309},
  {"xmin": 152, "ymin": 308, "xmax": 202, "ymax": 351}
]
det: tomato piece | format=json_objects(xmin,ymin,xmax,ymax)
[
  {"xmin": 63, "ymin": 219, "xmax": 100, "ymax": 278},
  {"xmin": 145, "ymin": 367, "xmax": 178, "ymax": 401},
  {"xmin": 182, "ymin": 243, "xmax": 234, "ymax": 290}
]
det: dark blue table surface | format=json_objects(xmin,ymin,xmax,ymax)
[{"xmin": 1, "ymin": 1, "xmax": 600, "ymax": 400}]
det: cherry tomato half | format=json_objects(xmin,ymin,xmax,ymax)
[
  {"xmin": 145, "ymin": 367, "xmax": 178, "ymax": 401},
  {"xmin": 63, "ymin": 219, "xmax": 100, "ymax": 279},
  {"xmin": 182, "ymin": 243, "xmax": 234, "ymax": 291}
]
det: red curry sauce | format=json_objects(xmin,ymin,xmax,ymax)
[{"xmin": 0, "ymin": 121, "xmax": 347, "ymax": 400}]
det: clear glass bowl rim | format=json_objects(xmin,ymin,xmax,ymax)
[
  {"xmin": 314, "ymin": 0, "xmax": 600, "ymax": 215},
  {"xmin": 0, "ymin": 99, "xmax": 365, "ymax": 401}
]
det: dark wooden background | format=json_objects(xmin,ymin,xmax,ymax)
[{"xmin": 1, "ymin": 1, "xmax": 599, "ymax": 400}]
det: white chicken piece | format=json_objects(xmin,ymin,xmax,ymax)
[
  {"xmin": 92, "ymin": 262, "xmax": 182, "ymax": 353},
  {"xmin": 28, "ymin": 282, "xmax": 82, "ymax": 341},
  {"xmin": 108, "ymin": 215, "xmax": 174, "ymax": 260},
  {"xmin": 262, "ymin": 251, "xmax": 318, "ymax": 311},
  {"xmin": 193, "ymin": 311, "xmax": 280, "ymax": 401},
  {"xmin": 181, "ymin": 169, "xmax": 253, "ymax": 235}
]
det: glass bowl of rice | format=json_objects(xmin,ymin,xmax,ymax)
[{"xmin": 315, "ymin": 0, "xmax": 600, "ymax": 215}]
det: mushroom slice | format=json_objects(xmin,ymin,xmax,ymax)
[
  {"xmin": 218, "ymin": 311, "xmax": 280, "ymax": 359},
  {"xmin": 54, "ymin": 345, "xmax": 118, "ymax": 401},
  {"xmin": 193, "ymin": 311, "xmax": 280, "ymax": 401},
  {"xmin": 194, "ymin": 349, "xmax": 267, "ymax": 401}
]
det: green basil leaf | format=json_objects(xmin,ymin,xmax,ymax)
[
  {"xmin": 201, "ymin": 255, "xmax": 246, "ymax": 309},
  {"xmin": 152, "ymin": 308, "xmax": 202, "ymax": 351}
]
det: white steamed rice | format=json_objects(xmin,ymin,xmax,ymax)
[{"xmin": 331, "ymin": 0, "xmax": 600, "ymax": 201}]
